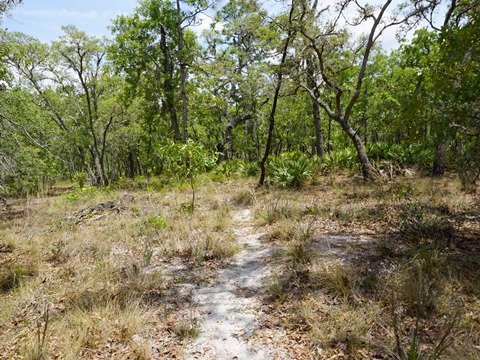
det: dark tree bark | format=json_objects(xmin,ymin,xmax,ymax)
[
  {"xmin": 177, "ymin": 0, "xmax": 189, "ymax": 143},
  {"xmin": 220, "ymin": 112, "xmax": 253, "ymax": 161},
  {"xmin": 339, "ymin": 120, "xmax": 377, "ymax": 180},
  {"xmin": 432, "ymin": 130, "xmax": 448, "ymax": 176},
  {"xmin": 259, "ymin": 0, "xmax": 296, "ymax": 186},
  {"xmin": 160, "ymin": 26, "xmax": 181, "ymax": 142},
  {"xmin": 306, "ymin": 58, "xmax": 324, "ymax": 157}
]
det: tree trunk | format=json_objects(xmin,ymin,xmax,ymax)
[
  {"xmin": 220, "ymin": 112, "xmax": 253, "ymax": 162},
  {"xmin": 92, "ymin": 148, "xmax": 106, "ymax": 186},
  {"xmin": 327, "ymin": 116, "xmax": 332, "ymax": 153},
  {"xmin": 224, "ymin": 123, "xmax": 234, "ymax": 161},
  {"xmin": 432, "ymin": 131, "xmax": 448, "ymax": 177},
  {"xmin": 259, "ymin": 0, "xmax": 296, "ymax": 186},
  {"xmin": 339, "ymin": 120, "xmax": 377, "ymax": 181},
  {"xmin": 177, "ymin": 0, "xmax": 188, "ymax": 143},
  {"xmin": 306, "ymin": 59, "xmax": 324, "ymax": 157},
  {"xmin": 312, "ymin": 100, "xmax": 324, "ymax": 157},
  {"xmin": 160, "ymin": 26, "xmax": 181, "ymax": 142}
]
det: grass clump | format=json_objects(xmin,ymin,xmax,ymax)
[
  {"xmin": 300, "ymin": 297, "xmax": 382, "ymax": 355},
  {"xmin": 255, "ymin": 199, "xmax": 300, "ymax": 225},
  {"xmin": 188, "ymin": 232, "xmax": 240, "ymax": 261},
  {"xmin": 0, "ymin": 260, "xmax": 38, "ymax": 293},
  {"xmin": 266, "ymin": 276, "xmax": 289, "ymax": 303},
  {"xmin": 231, "ymin": 188, "xmax": 257, "ymax": 206},
  {"xmin": 57, "ymin": 300, "xmax": 148, "ymax": 358},
  {"xmin": 396, "ymin": 248, "xmax": 447, "ymax": 317},
  {"xmin": 311, "ymin": 265, "xmax": 361, "ymax": 303},
  {"xmin": 400, "ymin": 203, "xmax": 454, "ymax": 246}
]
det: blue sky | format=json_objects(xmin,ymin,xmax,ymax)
[
  {"xmin": 3, "ymin": 0, "xmax": 139, "ymax": 42},
  {"xmin": 3, "ymin": 0, "xmax": 405, "ymax": 50}
]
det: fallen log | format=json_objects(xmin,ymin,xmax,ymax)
[{"xmin": 69, "ymin": 194, "xmax": 134, "ymax": 223}]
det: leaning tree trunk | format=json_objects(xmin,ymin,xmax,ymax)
[{"xmin": 339, "ymin": 120, "xmax": 377, "ymax": 181}]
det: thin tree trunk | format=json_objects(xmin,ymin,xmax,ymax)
[
  {"xmin": 259, "ymin": 0, "xmax": 296, "ymax": 186},
  {"xmin": 327, "ymin": 116, "xmax": 332, "ymax": 153},
  {"xmin": 160, "ymin": 26, "xmax": 181, "ymax": 142},
  {"xmin": 306, "ymin": 58, "xmax": 324, "ymax": 157},
  {"xmin": 177, "ymin": 0, "xmax": 188, "ymax": 143},
  {"xmin": 433, "ymin": 129, "xmax": 448, "ymax": 177}
]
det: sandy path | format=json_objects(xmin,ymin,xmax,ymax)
[{"xmin": 184, "ymin": 208, "xmax": 289, "ymax": 360}]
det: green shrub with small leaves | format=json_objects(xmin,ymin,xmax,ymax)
[
  {"xmin": 62, "ymin": 186, "xmax": 99, "ymax": 203},
  {"xmin": 146, "ymin": 215, "xmax": 166, "ymax": 229},
  {"xmin": 161, "ymin": 140, "xmax": 217, "ymax": 211}
]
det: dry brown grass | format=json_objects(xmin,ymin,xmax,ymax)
[
  {"xmin": 0, "ymin": 178, "xmax": 243, "ymax": 358},
  {"xmin": 255, "ymin": 172, "xmax": 480, "ymax": 358},
  {"xmin": 0, "ymin": 172, "xmax": 478, "ymax": 358}
]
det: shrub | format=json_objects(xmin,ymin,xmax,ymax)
[
  {"xmin": 214, "ymin": 159, "xmax": 243, "ymax": 178},
  {"xmin": 367, "ymin": 142, "xmax": 433, "ymax": 169},
  {"xmin": 453, "ymin": 133, "xmax": 480, "ymax": 192},
  {"xmin": 399, "ymin": 203, "xmax": 454, "ymax": 246},
  {"xmin": 73, "ymin": 172, "xmax": 88, "ymax": 189},
  {"xmin": 393, "ymin": 182, "xmax": 418, "ymax": 200},
  {"xmin": 269, "ymin": 157, "xmax": 313, "ymax": 188},
  {"xmin": 238, "ymin": 161, "xmax": 260, "ymax": 177},
  {"xmin": 62, "ymin": 186, "xmax": 99, "ymax": 203},
  {"xmin": 322, "ymin": 148, "xmax": 358, "ymax": 171},
  {"xmin": 146, "ymin": 215, "xmax": 167, "ymax": 229}
]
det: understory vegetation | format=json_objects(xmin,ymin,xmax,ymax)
[
  {"xmin": 0, "ymin": 168, "xmax": 478, "ymax": 358},
  {"xmin": 258, "ymin": 173, "xmax": 479, "ymax": 359}
]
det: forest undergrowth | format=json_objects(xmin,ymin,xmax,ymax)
[{"xmin": 0, "ymin": 171, "xmax": 479, "ymax": 359}]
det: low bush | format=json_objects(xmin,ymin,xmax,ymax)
[
  {"xmin": 367, "ymin": 142, "xmax": 433, "ymax": 169},
  {"xmin": 321, "ymin": 148, "xmax": 358, "ymax": 171},
  {"xmin": 399, "ymin": 203, "xmax": 454, "ymax": 246},
  {"xmin": 268, "ymin": 157, "xmax": 314, "ymax": 188},
  {"xmin": 214, "ymin": 159, "xmax": 243, "ymax": 178}
]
